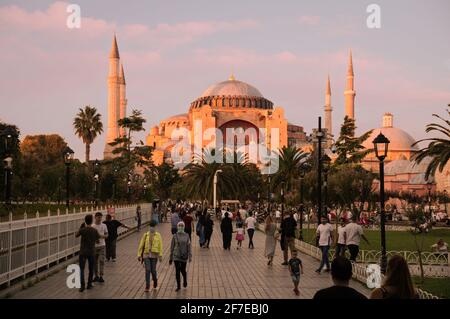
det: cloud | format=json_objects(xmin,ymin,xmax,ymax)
[{"xmin": 297, "ymin": 15, "xmax": 320, "ymax": 26}]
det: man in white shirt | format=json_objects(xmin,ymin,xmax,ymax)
[
  {"xmin": 336, "ymin": 218, "xmax": 347, "ymax": 257},
  {"xmin": 245, "ymin": 212, "xmax": 257, "ymax": 249},
  {"xmin": 315, "ymin": 216, "xmax": 333, "ymax": 273},
  {"xmin": 92, "ymin": 212, "xmax": 108, "ymax": 283},
  {"xmin": 344, "ymin": 216, "xmax": 369, "ymax": 261}
]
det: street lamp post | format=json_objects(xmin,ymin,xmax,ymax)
[
  {"xmin": 112, "ymin": 167, "xmax": 118, "ymax": 203},
  {"xmin": 2, "ymin": 127, "xmax": 17, "ymax": 206},
  {"xmin": 63, "ymin": 147, "xmax": 74, "ymax": 210},
  {"xmin": 299, "ymin": 168, "xmax": 305, "ymax": 241},
  {"xmin": 373, "ymin": 132, "xmax": 390, "ymax": 274},
  {"xmin": 316, "ymin": 117, "xmax": 324, "ymax": 225},
  {"xmin": 427, "ymin": 181, "xmax": 433, "ymax": 215},
  {"xmin": 281, "ymin": 182, "xmax": 285, "ymax": 219},
  {"xmin": 93, "ymin": 160, "xmax": 100, "ymax": 207},
  {"xmin": 322, "ymin": 154, "xmax": 331, "ymax": 217},
  {"xmin": 444, "ymin": 190, "xmax": 448, "ymax": 216},
  {"xmin": 213, "ymin": 169, "xmax": 223, "ymax": 215}
]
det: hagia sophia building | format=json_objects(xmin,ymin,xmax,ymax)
[{"xmin": 103, "ymin": 35, "xmax": 449, "ymax": 194}]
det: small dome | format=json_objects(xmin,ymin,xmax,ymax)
[
  {"xmin": 363, "ymin": 127, "xmax": 418, "ymax": 152},
  {"xmin": 409, "ymin": 173, "xmax": 434, "ymax": 185},
  {"xmin": 162, "ymin": 113, "xmax": 188, "ymax": 122},
  {"xmin": 405, "ymin": 157, "xmax": 432, "ymax": 174},
  {"xmin": 200, "ymin": 79, "xmax": 264, "ymax": 98},
  {"xmin": 384, "ymin": 159, "xmax": 411, "ymax": 175}
]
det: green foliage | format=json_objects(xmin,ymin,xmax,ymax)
[
  {"xmin": 335, "ymin": 116, "xmax": 372, "ymax": 165},
  {"xmin": 272, "ymin": 146, "xmax": 309, "ymax": 194},
  {"xmin": 146, "ymin": 162, "xmax": 180, "ymax": 201},
  {"xmin": 73, "ymin": 106, "xmax": 103, "ymax": 163},
  {"xmin": 413, "ymin": 107, "xmax": 450, "ymax": 179}
]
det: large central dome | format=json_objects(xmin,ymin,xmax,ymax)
[
  {"xmin": 190, "ymin": 75, "xmax": 273, "ymax": 110},
  {"xmin": 200, "ymin": 77, "xmax": 264, "ymax": 98}
]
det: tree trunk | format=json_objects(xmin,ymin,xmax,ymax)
[{"xmin": 85, "ymin": 143, "xmax": 90, "ymax": 163}]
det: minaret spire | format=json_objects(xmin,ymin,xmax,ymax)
[
  {"xmin": 344, "ymin": 49, "xmax": 356, "ymax": 120},
  {"xmin": 104, "ymin": 34, "xmax": 121, "ymax": 159},
  {"xmin": 324, "ymin": 75, "xmax": 333, "ymax": 144},
  {"xmin": 119, "ymin": 63, "xmax": 127, "ymax": 137}
]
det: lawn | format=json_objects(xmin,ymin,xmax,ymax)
[
  {"xmin": 413, "ymin": 277, "xmax": 450, "ymax": 298},
  {"xmin": 300, "ymin": 226, "xmax": 450, "ymax": 252}
]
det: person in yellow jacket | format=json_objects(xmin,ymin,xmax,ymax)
[{"xmin": 137, "ymin": 220, "xmax": 163, "ymax": 292}]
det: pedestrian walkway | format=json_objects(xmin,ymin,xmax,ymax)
[{"xmin": 12, "ymin": 221, "xmax": 370, "ymax": 299}]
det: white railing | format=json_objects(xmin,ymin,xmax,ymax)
[
  {"xmin": 256, "ymin": 223, "xmax": 441, "ymax": 299},
  {"xmin": 0, "ymin": 203, "xmax": 151, "ymax": 287}
]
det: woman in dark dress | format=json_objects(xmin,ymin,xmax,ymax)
[
  {"xmin": 203, "ymin": 214, "xmax": 214, "ymax": 248},
  {"xmin": 220, "ymin": 212, "xmax": 233, "ymax": 250}
]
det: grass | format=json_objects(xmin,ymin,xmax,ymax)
[
  {"xmin": 300, "ymin": 226, "xmax": 450, "ymax": 252},
  {"xmin": 413, "ymin": 277, "xmax": 450, "ymax": 298}
]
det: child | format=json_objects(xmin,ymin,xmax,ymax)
[
  {"xmin": 288, "ymin": 250, "xmax": 303, "ymax": 296},
  {"xmin": 235, "ymin": 220, "xmax": 245, "ymax": 249}
]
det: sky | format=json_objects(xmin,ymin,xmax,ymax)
[{"xmin": 0, "ymin": 0, "xmax": 449, "ymax": 160}]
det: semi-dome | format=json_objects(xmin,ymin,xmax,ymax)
[
  {"xmin": 190, "ymin": 75, "xmax": 273, "ymax": 110},
  {"xmin": 362, "ymin": 113, "xmax": 418, "ymax": 152}
]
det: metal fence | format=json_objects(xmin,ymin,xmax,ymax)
[
  {"xmin": 256, "ymin": 223, "xmax": 442, "ymax": 299},
  {"xmin": 0, "ymin": 203, "xmax": 151, "ymax": 287}
]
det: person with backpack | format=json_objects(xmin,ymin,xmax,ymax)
[
  {"xmin": 169, "ymin": 221, "xmax": 192, "ymax": 291},
  {"xmin": 171, "ymin": 210, "xmax": 181, "ymax": 234},
  {"xmin": 137, "ymin": 220, "xmax": 163, "ymax": 292}
]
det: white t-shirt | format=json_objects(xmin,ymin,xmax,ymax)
[
  {"xmin": 337, "ymin": 225, "xmax": 346, "ymax": 245},
  {"xmin": 316, "ymin": 223, "xmax": 333, "ymax": 246},
  {"xmin": 293, "ymin": 213, "xmax": 299, "ymax": 222},
  {"xmin": 344, "ymin": 222, "xmax": 363, "ymax": 246},
  {"xmin": 275, "ymin": 210, "xmax": 281, "ymax": 218},
  {"xmin": 92, "ymin": 223, "xmax": 108, "ymax": 247},
  {"xmin": 245, "ymin": 217, "xmax": 256, "ymax": 229}
]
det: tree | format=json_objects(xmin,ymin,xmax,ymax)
[
  {"xmin": 335, "ymin": 116, "xmax": 372, "ymax": 165},
  {"xmin": 272, "ymin": 146, "xmax": 309, "ymax": 195},
  {"xmin": 73, "ymin": 106, "xmax": 103, "ymax": 163},
  {"xmin": 147, "ymin": 162, "xmax": 180, "ymax": 201},
  {"xmin": 413, "ymin": 107, "xmax": 450, "ymax": 179}
]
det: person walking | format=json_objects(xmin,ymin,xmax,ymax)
[
  {"xmin": 370, "ymin": 255, "xmax": 417, "ymax": 299},
  {"xmin": 182, "ymin": 210, "xmax": 194, "ymax": 240},
  {"xmin": 315, "ymin": 216, "xmax": 333, "ymax": 274},
  {"xmin": 288, "ymin": 250, "xmax": 303, "ymax": 296},
  {"xmin": 92, "ymin": 212, "xmax": 108, "ymax": 283},
  {"xmin": 345, "ymin": 216, "xmax": 370, "ymax": 262},
  {"xmin": 280, "ymin": 212, "xmax": 297, "ymax": 265},
  {"xmin": 245, "ymin": 211, "xmax": 256, "ymax": 249},
  {"xmin": 137, "ymin": 220, "xmax": 163, "ymax": 292},
  {"xmin": 169, "ymin": 221, "xmax": 192, "ymax": 291},
  {"xmin": 196, "ymin": 210, "xmax": 206, "ymax": 247},
  {"xmin": 220, "ymin": 212, "xmax": 233, "ymax": 250},
  {"xmin": 264, "ymin": 215, "xmax": 277, "ymax": 266},
  {"xmin": 75, "ymin": 214, "xmax": 100, "ymax": 292},
  {"xmin": 235, "ymin": 220, "xmax": 245, "ymax": 250},
  {"xmin": 313, "ymin": 256, "xmax": 367, "ymax": 299},
  {"xmin": 203, "ymin": 213, "xmax": 214, "ymax": 248},
  {"xmin": 136, "ymin": 205, "xmax": 142, "ymax": 231},
  {"xmin": 335, "ymin": 218, "xmax": 347, "ymax": 257},
  {"xmin": 171, "ymin": 209, "xmax": 181, "ymax": 235},
  {"xmin": 103, "ymin": 214, "xmax": 130, "ymax": 262}
]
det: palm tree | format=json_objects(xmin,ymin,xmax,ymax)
[
  {"xmin": 73, "ymin": 106, "xmax": 103, "ymax": 163},
  {"xmin": 273, "ymin": 146, "xmax": 309, "ymax": 193},
  {"xmin": 413, "ymin": 108, "xmax": 450, "ymax": 179}
]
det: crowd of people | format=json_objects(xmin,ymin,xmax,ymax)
[{"xmin": 74, "ymin": 201, "xmax": 424, "ymax": 299}]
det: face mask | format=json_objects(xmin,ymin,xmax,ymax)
[
  {"xmin": 177, "ymin": 226, "xmax": 184, "ymax": 233},
  {"xmin": 149, "ymin": 227, "xmax": 156, "ymax": 233}
]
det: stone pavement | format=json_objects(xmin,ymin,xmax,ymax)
[{"xmin": 12, "ymin": 219, "xmax": 371, "ymax": 299}]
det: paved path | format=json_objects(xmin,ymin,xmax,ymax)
[{"xmin": 12, "ymin": 220, "xmax": 370, "ymax": 299}]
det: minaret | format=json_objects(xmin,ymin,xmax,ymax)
[
  {"xmin": 324, "ymin": 75, "xmax": 333, "ymax": 143},
  {"xmin": 344, "ymin": 49, "xmax": 356, "ymax": 120},
  {"xmin": 104, "ymin": 34, "xmax": 121, "ymax": 159},
  {"xmin": 119, "ymin": 63, "xmax": 127, "ymax": 137}
]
